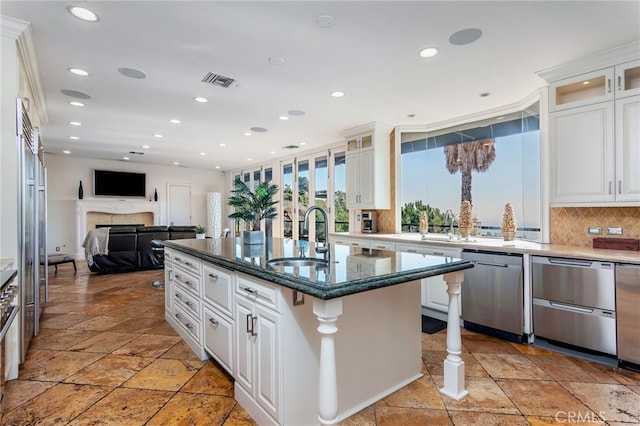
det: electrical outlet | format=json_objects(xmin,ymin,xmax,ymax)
[
  {"xmin": 607, "ymin": 227, "xmax": 623, "ymax": 235},
  {"xmin": 55, "ymin": 246, "xmax": 60, "ymax": 252},
  {"xmin": 587, "ymin": 227, "xmax": 602, "ymax": 235}
]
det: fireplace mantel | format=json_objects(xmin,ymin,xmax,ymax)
[{"xmin": 75, "ymin": 199, "xmax": 161, "ymax": 259}]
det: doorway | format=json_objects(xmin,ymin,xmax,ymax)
[{"xmin": 167, "ymin": 184, "xmax": 191, "ymax": 226}]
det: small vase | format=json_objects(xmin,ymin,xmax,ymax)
[
  {"xmin": 503, "ymin": 231, "xmax": 515, "ymax": 241},
  {"xmin": 196, "ymin": 233, "xmax": 205, "ymax": 239},
  {"xmin": 78, "ymin": 180, "xmax": 84, "ymax": 200},
  {"xmin": 154, "ymin": 188, "xmax": 158, "ymax": 202},
  {"xmin": 459, "ymin": 227, "xmax": 472, "ymax": 240}
]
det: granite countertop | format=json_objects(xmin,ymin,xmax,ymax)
[
  {"xmin": 163, "ymin": 237, "xmax": 473, "ymax": 300},
  {"xmin": 334, "ymin": 233, "xmax": 640, "ymax": 264}
]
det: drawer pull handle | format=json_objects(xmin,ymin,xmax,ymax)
[
  {"xmin": 209, "ymin": 317, "xmax": 218, "ymax": 327},
  {"xmin": 352, "ymin": 243, "xmax": 359, "ymax": 246},
  {"xmin": 209, "ymin": 273, "xmax": 219, "ymax": 280},
  {"xmin": 376, "ymin": 245, "xmax": 386, "ymax": 249},
  {"xmin": 432, "ymin": 252, "xmax": 444, "ymax": 256},
  {"xmin": 251, "ymin": 315, "xmax": 257, "ymax": 337},
  {"xmin": 175, "ymin": 293, "xmax": 183, "ymax": 300},
  {"xmin": 246, "ymin": 314, "xmax": 253, "ymax": 334},
  {"xmin": 175, "ymin": 313, "xmax": 182, "ymax": 320},
  {"xmin": 185, "ymin": 322, "xmax": 193, "ymax": 330},
  {"xmin": 185, "ymin": 301, "xmax": 193, "ymax": 308},
  {"xmin": 243, "ymin": 287, "xmax": 256, "ymax": 295},
  {"xmin": 407, "ymin": 249, "xmax": 417, "ymax": 253},
  {"xmin": 184, "ymin": 261, "xmax": 192, "ymax": 267}
]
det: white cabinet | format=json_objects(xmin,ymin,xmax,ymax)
[
  {"xmin": 547, "ymin": 57, "xmax": 640, "ymax": 205},
  {"xmin": 615, "ymin": 96, "xmax": 640, "ymax": 202},
  {"xmin": 396, "ymin": 243, "xmax": 461, "ymax": 316},
  {"xmin": 202, "ymin": 263, "xmax": 235, "ymax": 375},
  {"xmin": 341, "ymin": 122, "xmax": 391, "ymax": 209},
  {"xmin": 164, "ymin": 249, "xmax": 174, "ymax": 315},
  {"xmin": 234, "ymin": 275, "xmax": 281, "ymax": 424}
]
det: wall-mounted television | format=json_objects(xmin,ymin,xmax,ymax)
[{"xmin": 93, "ymin": 169, "xmax": 146, "ymax": 197}]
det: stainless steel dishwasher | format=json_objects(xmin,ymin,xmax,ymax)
[
  {"xmin": 461, "ymin": 250, "xmax": 524, "ymax": 343},
  {"xmin": 532, "ymin": 256, "xmax": 616, "ymax": 355},
  {"xmin": 616, "ymin": 263, "xmax": 640, "ymax": 371}
]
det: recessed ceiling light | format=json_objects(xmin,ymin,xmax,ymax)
[
  {"xmin": 117, "ymin": 67, "xmax": 147, "ymax": 79},
  {"xmin": 61, "ymin": 89, "xmax": 91, "ymax": 99},
  {"xmin": 270, "ymin": 151, "xmax": 276, "ymax": 154},
  {"xmin": 200, "ymin": 152, "xmax": 206, "ymax": 156},
  {"xmin": 173, "ymin": 161, "xmax": 179, "ymax": 165},
  {"xmin": 170, "ymin": 119, "xmax": 181, "ymax": 124},
  {"xmin": 68, "ymin": 101, "xmax": 84, "ymax": 107},
  {"xmin": 194, "ymin": 97, "xmax": 208, "ymax": 103},
  {"xmin": 67, "ymin": 6, "xmax": 98, "ymax": 22},
  {"xmin": 63, "ymin": 150, "xmax": 71, "ymax": 154},
  {"xmin": 419, "ymin": 47, "xmax": 439, "ymax": 58},
  {"xmin": 68, "ymin": 68, "xmax": 89, "ymax": 77},
  {"xmin": 153, "ymin": 134, "xmax": 163, "ymax": 138},
  {"xmin": 69, "ymin": 121, "xmax": 82, "ymax": 126},
  {"xmin": 278, "ymin": 116, "xmax": 289, "ymax": 121},
  {"xmin": 330, "ymin": 91, "xmax": 344, "ymax": 98},
  {"xmin": 123, "ymin": 157, "xmax": 130, "ymax": 161},
  {"xmin": 583, "ymin": 81, "xmax": 590, "ymax": 85},
  {"xmin": 219, "ymin": 143, "xmax": 226, "ymax": 147},
  {"xmin": 247, "ymin": 158, "xmax": 253, "ymax": 161},
  {"xmin": 317, "ymin": 14, "xmax": 335, "ymax": 28},
  {"xmin": 215, "ymin": 166, "xmax": 221, "ymax": 169},
  {"xmin": 479, "ymin": 92, "xmax": 491, "ymax": 97},
  {"xmin": 288, "ymin": 109, "xmax": 305, "ymax": 116},
  {"xmin": 268, "ymin": 56, "xmax": 285, "ymax": 65},
  {"xmin": 243, "ymin": 132, "xmax": 252, "ymax": 136},
  {"xmin": 449, "ymin": 28, "xmax": 482, "ymax": 46},
  {"xmin": 142, "ymin": 145, "xmax": 150, "ymax": 149},
  {"xmin": 69, "ymin": 136, "xmax": 79, "ymax": 140},
  {"xmin": 299, "ymin": 142, "xmax": 307, "ymax": 146}
]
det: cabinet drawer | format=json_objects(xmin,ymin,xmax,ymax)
[
  {"xmin": 203, "ymin": 263, "xmax": 234, "ymax": 317},
  {"xmin": 236, "ymin": 275, "xmax": 280, "ymax": 312},
  {"xmin": 173, "ymin": 252, "xmax": 201, "ymax": 276},
  {"xmin": 369, "ymin": 240, "xmax": 396, "ymax": 251},
  {"xmin": 203, "ymin": 306, "xmax": 234, "ymax": 375},
  {"xmin": 174, "ymin": 283, "xmax": 200, "ymax": 319},
  {"xmin": 173, "ymin": 305, "xmax": 201, "ymax": 342},
  {"xmin": 173, "ymin": 268, "xmax": 201, "ymax": 297},
  {"xmin": 334, "ymin": 238, "xmax": 369, "ymax": 248}
]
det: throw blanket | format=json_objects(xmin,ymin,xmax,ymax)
[{"xmin": 82, "ymin": 228, "xmax": 110, "ymax": 266}]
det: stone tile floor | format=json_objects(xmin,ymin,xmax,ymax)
[{"xmin": 3, "ymin": 265, "xmax": 640, "ymax": 425}]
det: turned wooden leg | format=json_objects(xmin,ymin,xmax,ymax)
[
  {"xmin": 440, "ymin": 270, "xmax": 469, "ymax": 401},
  {"xmin": 313, "ymin": 298, "xmax": 343, "ymax": 425}
]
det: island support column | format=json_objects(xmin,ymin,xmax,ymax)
[
  {"xmin": 440, "ymin": 270, "xmax": 469, "ymax": 400},
  {"xmin": 313, "ymin": 298, "xmax": 343, "ymax": 426}
]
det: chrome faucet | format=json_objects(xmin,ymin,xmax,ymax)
[
  {"xmin": 444, "ymin": 209, "xmax": 455, "ymax": 239},
  {"xmin": 303, "ymin": 206, "xmax": 330, "ymax": 257}
]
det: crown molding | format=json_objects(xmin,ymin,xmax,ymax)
[
  {"xmin": 1, "ymin": 15, "xmax": 48, "ymax": 126},
  {"xmin": 536, "ymin": 40, "xmax": 640, "ymax": 83}
]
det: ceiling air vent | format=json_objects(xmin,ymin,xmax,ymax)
[
  {"xmin": 283, "ymin": 145, "xmax": 299, "ymax": 150},
  {"xmin": 201, "ymin": 72, "xmax": 235, "ymax": 88},
  {"xmin": 128, "ymin": 151, "xmax": 144, "ymax": 155}
]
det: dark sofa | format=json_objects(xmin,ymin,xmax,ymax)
[{"xmin": 88, "ymin": 225, "xmax": 196, "ymax": 274}]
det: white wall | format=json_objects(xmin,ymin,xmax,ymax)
[{"xmin": 45, "ymin": 154, "xmax": 225, "ymax": 255}]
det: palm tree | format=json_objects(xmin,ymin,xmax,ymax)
[
  {"xmin": 228, "ymin": 178, "xmax": 279, "ymax": 231},
  {"xmin": 444, "ymin": 138, "xmax": 496, "ymax": 203}
]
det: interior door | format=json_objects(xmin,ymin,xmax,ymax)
[{"xmin": 167, "ymin": 184, "xmax": 191, "ymax": 226}]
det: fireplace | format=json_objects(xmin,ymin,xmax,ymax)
[{"xmin": 75, "ymin": 200, "xmax": 161, "ymax": 259}]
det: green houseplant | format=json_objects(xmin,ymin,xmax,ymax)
[
  {"xmin": 227, "ymin": 178, "xmax": 279, "ymax": 244},
  {"xmin": 194, "ymin": 225, "xmax": 206, "ymax": 239}
]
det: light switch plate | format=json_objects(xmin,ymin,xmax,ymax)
[
  {"xmin": 587, "ymin": 227, "xmax": 602, "ymax": 235},
  {"xmin": 607, "ymin": 227, "xmax": 623, "ymax": 235}
]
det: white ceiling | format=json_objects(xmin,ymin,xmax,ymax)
[{"xmin": 2, "ymin": 1, "xmax": 639, "ymax": 171}]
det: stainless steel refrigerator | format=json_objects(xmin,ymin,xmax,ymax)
[{"xmin": 17, "ymin": 98, "xmax": 47, "ymax": 361}]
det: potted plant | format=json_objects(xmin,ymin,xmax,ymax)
[
  {"xmin": 195, "ymin": 225, "xmax": 207, "ymax": 239},
  {"xmin": 227, "ymin": 178, "xmax": 279, "ymax": 244}
]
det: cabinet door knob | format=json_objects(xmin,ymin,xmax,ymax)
[
  {"xmin": 208, "ymin": 273, "xmax": 218, "ymax": 280},
  {"xmin": 209, "ymin": 317, "xmax": 218, "ymax": 327},
  {"xmin": 618, "ymin": 76, "xmax": 622, "ymax": 91}
]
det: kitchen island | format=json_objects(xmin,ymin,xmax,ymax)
[{"xmin": 163, "ymin": 237, "xmax": 472, "ymax": 425}]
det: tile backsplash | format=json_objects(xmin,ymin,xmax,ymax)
[{"xmin": 550, "ymin": 207, "xmax": 640, "ymax": 247}]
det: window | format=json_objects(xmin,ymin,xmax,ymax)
[
  {"xmin": 333, "ymin": 152, "xmax": 348, "ymax": 233},
  {"xmin": 400, "ymin": 101, "xmax": 541, "ymax": 240},
  {"xmin": 282, "ymin": 162, "xmax": 294, "ymax": 238}
]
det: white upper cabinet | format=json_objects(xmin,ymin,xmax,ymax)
[
  {"xmin": 541, "ymin": 43, "xmax": 640, "ymax": 206},
  {"xmin": 341, "ymin": 122, "xmax": 392, "ymax": 209}
]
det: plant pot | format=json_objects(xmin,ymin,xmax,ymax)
[
  {"xmin": 242, "ymin": 242, "xmax": 264, "ymax": 258},
  {"xmin": 503, "ymin": 231, "xmax": 515, "ymax": 241},
  {"xmin": 459, "ymin": 227, "xmax": 472, "ymax": 239},
  {"xmin": 243, "ymin": 230, "xmax": 264, "ymax": 245},
  {"xmin": 196, "ymin": 233, "xmax": 206, "ymax": 239}
]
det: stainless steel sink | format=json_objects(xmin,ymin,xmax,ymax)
[{"xmin": 266, "ymin": 257, "xmax": 329, "ymax": 268}]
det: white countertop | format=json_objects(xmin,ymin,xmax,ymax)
[{"xmin": 332, "ymin": 233, "xmax": 640, "ymax": 264}]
